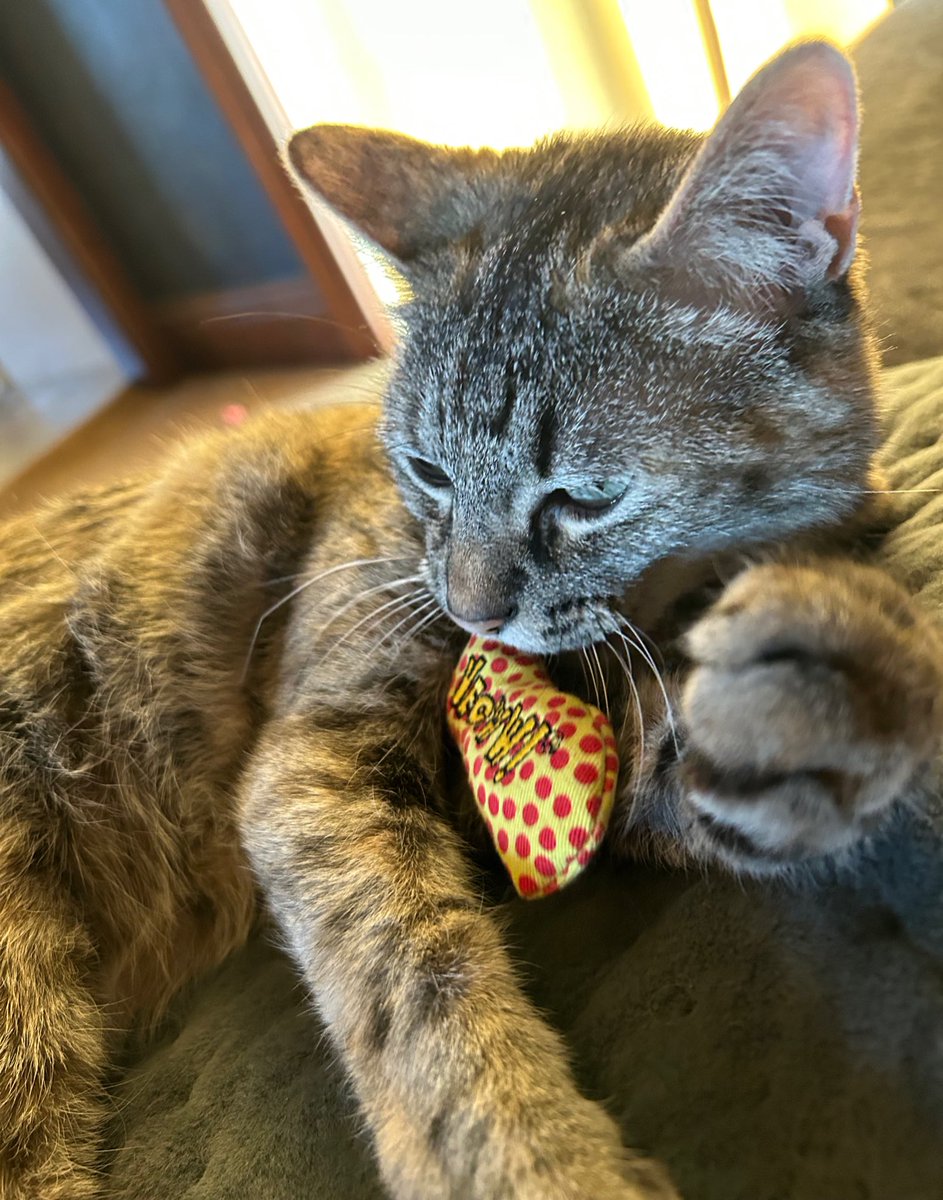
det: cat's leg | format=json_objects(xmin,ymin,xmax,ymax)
[
  {"xmin": 0, "ymin": 849, "xmax": 107, "ymax": 1199},
  {"xmin": 651, "ymin": 561, "xmax": 943, "ymax": 873},
  {"xmin": 240, "ymin": 714, "xmax": 679, "ymax": 1200}
]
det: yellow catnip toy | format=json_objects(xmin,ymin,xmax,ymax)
[{"xmin": 447, "ymin": 636, "xmax": 619, "ymax": 899}]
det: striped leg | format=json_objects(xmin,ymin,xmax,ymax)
[{"xmin": 240, "ymin": 714, "xmax": 678, "ymax": 1200}]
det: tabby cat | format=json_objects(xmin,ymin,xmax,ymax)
[{"xmin": 1, "ymin": 41, "xmax": 941, "ymax": 1200}]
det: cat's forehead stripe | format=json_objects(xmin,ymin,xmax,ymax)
[{"xmin": 533, "ymin": 405, "xmax": 556, "ymax": 479}]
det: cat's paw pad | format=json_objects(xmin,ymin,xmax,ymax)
[{"xmin": 680, "ymin": 562, "xmax": 943, "ymax": 870}]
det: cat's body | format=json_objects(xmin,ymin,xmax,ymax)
[{"xmin": 2, "ymin": 41, "xmax": 943, "ymax": 1200}]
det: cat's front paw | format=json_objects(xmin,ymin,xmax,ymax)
[
  {"xmin": 478, "ymin": 1098, "xmax": 681, "ymax": 1200},
  {"xmin": 504, "ymin": 1136, "xmax": 680, "ymax": 1200},
  {"xmin": 380, "ymin": 1093, "xmax": 680, "ymax": 1200},
  {"xmin": 679, "ymin": 562, "xmax": 943, "ymax": 872}
]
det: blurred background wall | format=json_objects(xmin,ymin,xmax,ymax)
[{"xmin": 0, "ymin": 0, "xmax": 305, "ymax": 303}]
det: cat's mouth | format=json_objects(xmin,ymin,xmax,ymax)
[
  {"xmin": 439, "ymin": 606, "xmax": 589, "ymax": 655},
  {"xmin": 429, "ymin": 554, "xmax": 631, "ymax": 655},
  {"xmin": 444, "ymin": 607, "xmax": 517, "ymax": 641},
  {"xmin": 434, "ymin": 581, "xmax": 627, "ymax": 655},
  {"xmin": 453, "ymin": 609, "xmax": 617, "ymax": 657}
]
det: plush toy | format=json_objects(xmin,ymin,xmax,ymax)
[{"xmin": 447, "ymin": 636, "xmax": 619, "ymax": 899}]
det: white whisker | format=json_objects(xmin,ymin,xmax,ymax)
[
  {"xmin": 589, "ymin": 641, "xmax": 610, "ymax": 721},
  {"xmin": 310, "ymin": 575, "xmax": 425, "ymax": 656},
  {"xmin": 368, "ymin": 595, "xmax": 440, "ymax": 657},
  {"xmin": 242, "ymin": 555, "xmax": 410, "ymax": 679},
  {"xmin": 263, "ymin": 554, "xmax": 414, "ymax": 588},
  {"xmin": 381, "ymin": 602, "xmax": 445, "ymax": 656},
  {"xmin": 577, "ymin": 648, "xmax": 593, "ymax": 705},
  {"xmin": 200, "ymin": 310, "xmax": 371, "ymax": 334},
  {"xmin": 406, "ymin": 606, "xmax": 447, "ymax": 643},
  {"xmin": 604, "ymin": 636, "xmax": 646, "ymax": 825},
  {"xmin": 311, "ymin": 586, "xmax": 431, "ymax": 671},
  {"xmin": 615, "ymin": 615, "xmax": 679, "ymax": 754},
  {"xmin": 582, "ymin": 646, "xmax": 602, "ymax": 712},
  {"xmin": 324, "ymin": 588, "xmax": 429, "ymax": 659},
  {"xmin": 864, "ymin": 486, "xmax": 943, "ymax": 495}
]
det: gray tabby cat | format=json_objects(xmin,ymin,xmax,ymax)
[{"xmin": 1, "ymin": 40, "xmax": 941, "ymax": 1200}]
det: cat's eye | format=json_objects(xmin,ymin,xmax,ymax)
[
  {"xmin": 408, "ymin": 456, "xmax": 451, "ymax": 490},
  {"xmin": 561, "ymin": 480, "xmax": 626, "ymax": 513}
]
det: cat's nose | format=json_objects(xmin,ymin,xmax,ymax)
[
  {"xmin": 446, "ymin": 544, "xmax": 518, "ymax": 637},
  {"xmin": 447, "ymin": 604, "xmax": 518, "ymax": 639}
]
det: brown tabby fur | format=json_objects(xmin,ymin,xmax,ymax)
[{"xmin": 5, "ymin": 42, "xmax": 943, "ymax": 1200}]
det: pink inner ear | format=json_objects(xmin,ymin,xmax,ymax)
[
  {"xmin": 624, "ymin": 42, "xmax": 862, "ymax": 305},
  {"xmin": 790, "ymin": 60, "xmax": 858, "ymax": 207},
  {"xmin": 824, "ymin": 187, "xmax": 860, "ymax": 279},
  {"xmin": 719, "ymin": 43, "xmax": 860, "ymax": 233}
]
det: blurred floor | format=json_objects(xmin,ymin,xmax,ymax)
[{"xmin": 0, "ymin": 362, "xmax": 386, "ymax": 518}]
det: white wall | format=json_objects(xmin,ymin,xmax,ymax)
[{"xmin": 0, "ymin": 186, "xmax": 127, "ymax": 485}]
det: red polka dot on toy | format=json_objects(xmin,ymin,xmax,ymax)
[
  {"xmin": 574, "ymin": 763, "xmax": 599, "ymax": 786},
  {"xmin": 447, "ymin": 635, "xmax": 619, "ymax": 899},
  {"xmin": 553, "ymin": 794, "xmax": 571, "ymax": 818}
]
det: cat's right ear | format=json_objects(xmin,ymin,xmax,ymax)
[
  {"xmin": 287, "ymin": 125, "xmax": 499, "ymax": 269},
  {"xmin": 613, "ymin": 41, "xmax": 860, "ymax": 315}
]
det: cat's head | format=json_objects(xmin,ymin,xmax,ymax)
[{"xmin": 290, "ymin": 42, "xmax": 876, "ymax": 654}]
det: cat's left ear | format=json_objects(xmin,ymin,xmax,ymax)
[
  {"xmin": 619, "ymin": 41, "xmax": 860, "ymax": 313},
  {"xmin": 287, "ymin": 125, "xmax": 499, "ymax": 269}
]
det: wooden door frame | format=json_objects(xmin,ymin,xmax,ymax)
[
  {"xmin": 0, "ymin": 78, "xmax": 183, "ymax": 385},
  {"xmin": 162, "ymin": 0, "xmax": 393, "ymax": 362}
]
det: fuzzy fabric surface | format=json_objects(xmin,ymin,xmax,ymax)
[
  {"xmin": 104, "ymin": 5, "xmax": 943, "ymax": 1196},
  {"xmin": 855, "ymin": 0, "xmax": 943, "ymax": 367}
]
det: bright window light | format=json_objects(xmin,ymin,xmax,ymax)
[
  {"xmin": 616, "ymin": 0, "xmax": 721, "ymax": 130},
  {"xmin": 224, "ymin": 0, "xmax": 568, "ymax": 148},
  {"xmin": 221, "ymin": 0, "xmax": 892, "ymax": 147},
  {"xmin": 712, "ymin": 0, "xmax": 891, "ymax": 96}
]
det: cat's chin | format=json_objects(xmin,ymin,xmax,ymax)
[
  {"xmin": 442, "ymin": 619, "xmax": 557, "ymax": 656},
  {"xmin": 488, "ymin": 626, "xmax": 606, "ymax": 657}
]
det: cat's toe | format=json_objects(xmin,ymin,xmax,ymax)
[
  {"xmin": 678, "ymin": 561, "xmax": 943, "ymax": 870},
  {"xmin": 680, "ymin": 749, "xmax": 887, "ymax": 871}
]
